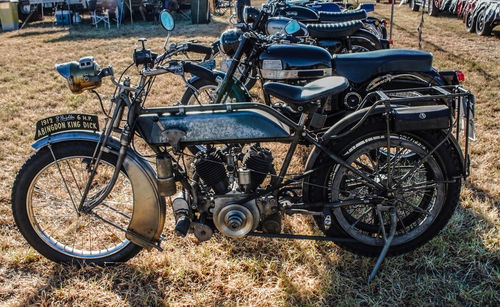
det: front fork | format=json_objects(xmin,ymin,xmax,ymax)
[
  {"xmin": 214, "ymin": 34, "xmax": 251, "ymax": 104},
  {"xmin": 78, "ymin": 95, "xmax": 134, "ymax": 214}
]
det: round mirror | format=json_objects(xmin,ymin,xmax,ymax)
[
  {"xmin": 284, "ymin": 20, "xmax": 300, "ymax": 35},
  {"xmin": 160, "ymin": 10, "xmax": 175, "ymax": 32}
]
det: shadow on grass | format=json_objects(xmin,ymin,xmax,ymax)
[
  {"xmin": 13, "ymin": 181, "xmax": 499, "ymax": 306},
  {"xmin": 41, "ymin": 18, "xmax": 228, "ymax": 43},
  {"xmin": 20, "ymin": 263, "xmax": 166, "ymax": 306},
  {"xmin": 466, "ymin": 181, "xmax": 500, "ymax": 210},
  {"xmin": 12, "ymin": 29, "xmax": 68, "ymax": 38}
]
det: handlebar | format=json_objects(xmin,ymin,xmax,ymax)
[
  {"xmin": 183, "ymin": 62, "xmax": 217, "ymax": 82},
  {"xmin": 142, "ymin": 61, "xmax": 216, "ymax": 82},
  {"xmin": 156, "ymin": 42, "xmax": 215, "ymax": 64},
  {"xmin": 183, "ymin": 43, "xmax": 213, "ymax": 60}
]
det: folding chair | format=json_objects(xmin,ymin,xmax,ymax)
[{"xmin": 88, "ymin": 0, "xmax": 111, "ymax": 29}]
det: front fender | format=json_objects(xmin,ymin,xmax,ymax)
[
  {"xmin": 32, "ymin": 131, "xmax": 166, "ymax": 249},
  {"xmin": 188, "ymin": 69, "xmax": 252, "ymax": 102}
]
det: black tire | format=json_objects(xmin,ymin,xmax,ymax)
[
  {"xmin": 11, "ymin": 141, "xmax": 142, "ymax": 265},
  {"xmin": 465, "ymin": 11, "xmax": 476, "ymax": 32},
  {"xmin": 180, "ymin": 78, "xmax": 219, "ymax": 106},
  {"xmin": 191, "ymin": 0, "xmax": 211, "ymax": 24},
  {"xmin": 475, "ymin": 9, "xmax": 492, "ymax": 36},
  {"xmin": 410, "ymin": 0, "xmax": 420, "ymax": 12},
  {"xmin": 306, "ymin": 119, "xmax": 462, "ymax": 257},
  {"xmin": 212, "ymin": 48, "xmax": 258, "ymax": 90},
  {"xmin": 241, "ymin": 65, "xmax": 258, "ymax": 90},
  {"xmin": 428, "ymin": 0, "xmax": 439, "ymax": 16},
  {"xmin": 350, "ymin": 32, "xmax": 380, "ymax": 53}
]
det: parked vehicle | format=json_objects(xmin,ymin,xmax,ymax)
[
  {"xmin": 409, "ymin": 0, "xmax": 454, "ymax": 16},
  {"xmin": 465, "ymin": 0, "xmax": 500, "ymax": 35},
  {"xmin": 11, "ymin": 12, "xmax": 475, "ymax": 281},
  {"xmin": 456, "ymin": 0, "xmax": 471, "ymax": 18},
  {"xmin": 192, "ymin": 1, "xmax": 391, "ymax": 90},
  {"xmin": 273, "ymin": 0, "xmax": 387, "ymax": 39},
  {"xmin": 180, "ymin": 21, "xmax": 465, "ymax": 128}
]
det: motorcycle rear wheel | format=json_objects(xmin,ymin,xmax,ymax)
[
  {"xmin": 307, "ymin": 119, "xmax": 461, "ymax": 257},
  {"xmin": 11, "ymin": 142, "xmax": 141, "ymax": 265},
  {"xmin": 350, "ymin": 33, "xmax": 379, "ymax": 52}
]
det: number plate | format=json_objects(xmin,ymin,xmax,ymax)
[{"xmin": 34, "ymin": 114, "xmax": 99, "ymax": 140}]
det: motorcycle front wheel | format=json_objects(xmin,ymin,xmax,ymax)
[
  {"xmin": 180, "ymin": 78, "xmax": 249, "ymax": 106},
  {"xmin": 11, "ymin": 141, "xmax": 142, "ymax": 265},
  {"xmin": 307, "ymin": 120, "xmax": 462, "ymax": 257}
]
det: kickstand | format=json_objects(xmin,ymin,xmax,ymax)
[{"xmin": 368, "ymin": 208, "xmax": 397, "ymax": 283}]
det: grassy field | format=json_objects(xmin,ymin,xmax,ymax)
[{"xmin": 0, "ymin": 1, "xmax": 499, "ymax": 306}]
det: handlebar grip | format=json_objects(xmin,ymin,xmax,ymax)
[
  {"xmin": 185, "ymin": 43, "xmax": 213, "ymax": 57},
  {"xmin": 183, "ymin": 62, "xmax": 217, "ymax": 83}
]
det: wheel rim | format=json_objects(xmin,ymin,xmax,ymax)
[
  {"xmin": 351, "ymin": 44, "xmax": 372, "ymax": 53},
  {"xmin": 466, "ymin": 13, "xmax": 474, "ymax": 29},
  {"xmin": 477, "ymin": 12, "xmax": 485, "ymax": 32},
  {"xmin": 187, "ymin": 84, "xmax": 218, "ymax": 105},
  {"xmin": 329, "ymin": 134, "xmax": 445, "ymax": 247},
  {"xmin": 27, "ymin": 155, "xmax": 134, "ymax": 259}
]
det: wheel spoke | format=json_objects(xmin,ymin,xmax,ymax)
[
  {"xmin": 26, "ymin": 152, "xmax": 134, "ymax": 260},
  {"xmin": 395, "ymin": 198, "xmax": 432, "ymax": 216},
  {"xmin": 348, "ymin": 206, "xmax": 374, "ymax": 230},
  {"xmin": 395, "ymin": 211, "xmax": 409, "ymax": 234},
  {"xmin": 328, "ymin": 133, "xmax": 448, "ymax": 249}
]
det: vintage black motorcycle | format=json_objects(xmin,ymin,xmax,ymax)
[
  {"xmin": 268, "ymin": 0, "xmax": 388, "ymax": 40},
  {"xmin": 11, "ymin": 11, "xmax": 475, "ymax": 280},
  {"xmin": 179, "ymin": 20, "xmax": 465, "ymax": 128}
]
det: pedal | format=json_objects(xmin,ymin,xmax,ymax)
[{"xmin": 192, "ymin": 222, "xmax": 213, "ymax": 241}]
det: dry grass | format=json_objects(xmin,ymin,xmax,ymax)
[{"xmin": 0, "ymin": 2, "xmax": 499, "ymax": 306}]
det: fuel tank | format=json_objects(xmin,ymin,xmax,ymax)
[
  {"xmin": 278, "ymin": 5, "xmax": 320, "ymax": 22},
  {"xmin": 136, "ymin": 109, "xmax": 291, "ymax": 145},
  {"xmin": 266, "ymin": 16, "xmax": 308, "ymax": 36},
  {"xmin": 259, "ymin": 44, "xmax": 332, "ymax": 80}
]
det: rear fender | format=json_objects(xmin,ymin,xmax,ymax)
[
  {"xmin": 351, "ymin": 28, "xmax": 383, "ymax": 49},
  {"xmin": 438, "ymin": 70, "xmax": 460, "ymax": 85},
  {"xmin": 362, "ymin": 69, "xmax": 446, "ymax": 92},
  {"xmin": 32, "ymin": 131, "xmax": 166, "ymax": 249}
]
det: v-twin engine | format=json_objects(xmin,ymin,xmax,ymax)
[{"xmin": 189, "ymin": 144, "xmax": 278, "ymax": 238}]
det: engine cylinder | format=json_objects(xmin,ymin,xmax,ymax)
[
  {"xmin": 242, "ymin": 145, "xmax": 274, "ymax": 192},
  {"xmin": 195, "ymin": 149, "xmax": 228, "ymax": 195}
]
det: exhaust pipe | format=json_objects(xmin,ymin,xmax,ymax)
[{"xmin": 168, "ymin": 191, "xmax": 191, "ymax": 237}]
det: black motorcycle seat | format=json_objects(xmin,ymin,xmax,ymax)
[
  {"xmin": 306, "ymin": 20, "xmax": 364, "ymax": 39},
  {"xmin": 334, "ymin": 49, "xmax": 433, "ymax": 84},
  {"xmin": 263, "ymin": 76, "xmax": 349, "ymax": 109},
  {"xmin": 319, "ymin": 9, "xmax": 368, "ymax": 23}
]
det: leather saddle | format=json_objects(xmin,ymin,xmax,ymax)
[
  {"xmin": 319, "ymin": 9, "xmax": 368, "ymax": 23},
  {"xmin": 263, "ymin": 76, "xmax": 349, "ymax": 111},
  {"xmin": 306, "ymin": 20, "xmax": 364, "ymax": 39},
  {"xmin": 334, "ymin": 49, "xmax": 433, "ymax": 84}
]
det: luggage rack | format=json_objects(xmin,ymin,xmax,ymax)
[{"xmin": 361, "ymin": 85, "xmax": 476, "ymax": 177}]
